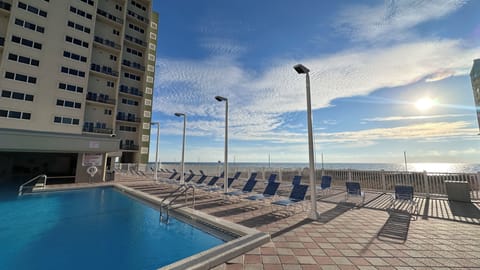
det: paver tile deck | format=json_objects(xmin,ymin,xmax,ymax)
[{"xmin": 117, "ymin": 178, "xmax": 480, "ymax": 269}]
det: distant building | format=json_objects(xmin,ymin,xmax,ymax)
[
  {"xmin": 0, "ymin": 0, "xmax": 158, "ymax": 183},
  {"xmin": 471, "ymin": 59, "xmax": 480, "ymax": 133}
]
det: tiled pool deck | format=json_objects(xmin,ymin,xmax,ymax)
[{"xmin": 62, "ymin": 175, "xmax": 480, "ymax": 269}]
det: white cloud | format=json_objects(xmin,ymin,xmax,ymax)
[
  {"xmin": 363, "ymin": 114, "xmax": 469, "ymax": 122},
  {"xmin": 154, "ymin": 39, "xmax": 479, "ymax": 140},
  {"xmin": 334, "ymin": 0, "xmax": 467, "ymax": 42}
]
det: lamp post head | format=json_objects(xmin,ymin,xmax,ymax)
[
  {"xmin": 174, "ymin": 113, "xmax": 185, "ymax": 117},
  {"xmin": 293, "ymin": 64, "xmax": 310, "ymax": 74},
  {"xmin": 215, "ymin": 96, "xmax": 228, "ymax": 102}
]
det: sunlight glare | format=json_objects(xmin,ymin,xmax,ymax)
[{"xmin": 415, "ymin": 97, "xmax": 434, "ymax": 111}]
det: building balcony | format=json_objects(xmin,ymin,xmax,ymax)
[
  {"xmin": 86, "ymin": 92, "xmax": 116, "ymax": 105},
  {"xmin": 90, "ymin": 63, "xmax": 119, "ymax": 78},
  {"xmin": 0, "ymin": 1, "xmax": 11, "ymax": 13},
  {"xmin": 116, "ymin": 115, "xmax": 141, "ymax": 123},
  {"xmin": 120, "ymin": 144, "xmax": 139, "ymax": 151},
  {"xmin": 83, "ymin": 126, "xmax": 114, "ymax": 135},
  {"xmin": 97, "ymin": 8, "xmax": 123, "ymax": 25},
  {"xmin": 124, "ymin": 34, "xmax": 146, "ymax": 48},
  {"xmin": 119, "ymin": 85, "xmax": 143, "ymax": 97},
  {"xmin": 122, "ymin": 59, "xmax": 145, "ymax": 72},
  {"xmin": 94, "ymin": 36, "xmax": 121, "ymax": 51},
  {"xmin": 126, "ymin": 9, "xmax": 149, "ymax": 26}
]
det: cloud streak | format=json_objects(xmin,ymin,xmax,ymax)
[{"xmin": 334, "ymin": 0, "xmax": 467, "ymax": 43}]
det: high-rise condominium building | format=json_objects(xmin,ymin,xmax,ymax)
[
  {"xmin": 0, "ymin": 0, "xmax": 158, "ymax": 183},
  {"xmin": 471, "ymin": 59, "xmax": 480, "ymax": 133}
]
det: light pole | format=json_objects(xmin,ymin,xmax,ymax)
[
  {"xmin": 215, "ymin": 95, "xmax": 228, "ymax": 193},
  {"xmin": 174, "ymin": 113, "xmax": 186, "ymax": 185},
  {"xmin": 151, "ymin": 122, "xmax": 160, "ymax": 182},
  {"xmin": 294, "ymin": 64, "xmax": 319, "ymax": 220}
]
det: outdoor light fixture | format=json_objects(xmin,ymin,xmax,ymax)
[
  {"xmin": 174, "ymin": 113, "xmax": 187, "ymax": 185},
  {"xmin": 294, "ymin": 63, "xmax": 319, "ymax": 220},
  {"xmin": 215, "ymin": 95, "xmax": 229, "ymax": 193}
]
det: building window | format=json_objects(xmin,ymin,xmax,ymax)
[
  {"xmin": 78, "ymin": 0, "xmax": 94, "ymax": 7},
  {"xmin": 147, "ymin": 64, "xmax": 154, "ymax": 72},
  {"xmin": 0, "ymin": 109, "xmax": 31, "ymax": 120},
  {"xmin": 119, "ymin": 125, "xmax": 137, "ymax": 132},
  {"xmin": 53, "ymin": 116, "xmax": 80, "ymax": 125},
  {"xmin": 144, "ymin": 99, "xmax": 151, "ymax": 106},
  {"xmin": 143, "ymin": 123, "xmax": 150, "ymax": 129},
  {"xmin": 131, "ymin": 1, "xmax": 146, "ymax": 11},
  {"xmin": 63, "ymin": 51, "xmax": 87, "ymax": 62},
  {"xmin": 70, "ymin": 6, "xmax": 93, "ymax": 20},
  {"xmin": 143, "ymin": 111, "xmax": 151, "ymax": 117},
  {"xmin": 146, "ymin": 76, "xmax": 153, "ymax": 83},
  {"xmin": 17, "ymin": 2, "xmax": 47, "ymax": 17},
  {"xmin": 67, "ymin": 20, "xmax": 90, "ymax": 34},
  {"xmin": 65, "ymin": 35, "xmax": 89, "ymax": 48},
  {"xmin": 107, "ymin": 81, "xmax": 114, "ymax": 87},
  {"xmin": 1, "ymin": 90, "xmax": 34, "ymax": 102},
  {"xmin": 113, "ymin": 29, "xmax": 120, "ymax": 36},
  {"xmin": 14, "ymin": 18, "xmax": 45, "ymax": 33},
  {"xmin": 150, "ymin": 32, "xmax": 157, "ymax": 40},
  {"xmin": 58, "ymin": 82, "xmax": 84, "ymax": 93},
  {"xmin": 56, "ymin": 99, "xmax": 81, "ymax": 109},
  {"xmin": 121, "ymin": 98, "xmax": 139, "ymax": 106},
  {"xmin": 148, "ymin": 53, "xmax": 155, "ymax": 61},
  {"xmin": 61, "ymin": 66, "xmax": 85, "ymax": 78},
  {"xmin": 8, "ymin": 53, "xmax": 40, "ymax": 67},
  {"xmin": 5, "ymin": 72, "xmax": 37, "ymax": 84},
  {"xmin": 126, "ymin": 47, "xmax": 143, "ymax": 57},
  {"xmin": 150, "ymin": 22, "xmax": 157, "ymax": 29},
  {"xmin": 128, "ymin": 23, "xmax": 144, "ymax": 34},
  {"xmin": 145, "ymin": 87, "xmax": 152, "ymax": 94},
  {"xmin": 110, "ymin": 55, "xmax": 117, "ymax": 61},
  {"xmin": 124, "ymin": 72, "xmax": 140, "ymax": 81},
  {"xmin": 115, "ymin": 4, "xmax": 122, "ymax": 11},
  {"xmin": 104, "ymin": 109, "xmax": 112, "ymax": 115},
  {"xmin": 142, "ymin": 135, "xmax": 149, "ymax": 142},
  {"xmin": 11, "ymin": 35, "xmax": 42, "ymax": 50}
]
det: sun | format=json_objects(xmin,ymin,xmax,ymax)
[{"xmin": 415, "ymin": 97, "xmax": 434, "ymax": 111}]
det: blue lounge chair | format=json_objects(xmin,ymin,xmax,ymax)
[
  {"xmin": 229, "ymin": 171, "xmax": 242, "ymax": 181},
  {"xmin": 190, "ymin": 174, "xmax": 208, "ymax": 186},
  {"xmin": 197, "ymin": 176, "xmax": 220, "ymax": 189},
  {"xmin": 225, "ymin": 178, "xmax": 258, "ymax": 197},
  {"xmin": 265, "ymin": 173, "xmax": 277, "ymax": 183},
  {"xmin": 345, "ymin": 181, "xmax": 365, "ymax": 205},
  {"xmin": 291, "ymin": 175, "xmax": 302, "ymax": 186},
  {"xmin": 271, "ymin": 184, "xmax": 309, "ymax": 212},
  {"xmin": 208, "ymin": 177, "xmax": 236, "ymax": 192},
  {"xmin": 317, "ymin": 175, "xmax": 332, "ymax": 195},
  {"xmin": 245, "ymin": 182, "xmax": 280, "ymax": 201},
  {"xmin": 389, "ymin": 185, "xmax": 417, "ymax": 216}
]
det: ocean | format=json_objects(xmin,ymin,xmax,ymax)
[{"xmin": 154, "ymin": 162, "xmax": 480, "ymax": 174}]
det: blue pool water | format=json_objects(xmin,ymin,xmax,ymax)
[{"xmin": 0, "ymin": 187, "xmax": 225, "ymax": 270}]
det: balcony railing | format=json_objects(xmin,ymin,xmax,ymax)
[
  {"xmin": 86, "ymin": 92, "xmax": 116, "ymax": 104},
  {"xmin": 90, "ymin": 63, "xmax": 119, "ymax": 77},
  {"xmin": 127, "ymin": 9, "xmax": 149, "ymax": 25},
  {"xmin": 125, "ymin": 34, "xmax": 146, "ymax": 47},
  {"xmin": 116, "ymin": 115, "xmax": 141, "ymax": 123},
  {"xmin": 0, "ymin": 1, "xmax": 11, "ymax": 12},
  {"xmin": 122, "ymin": 59, "xmax": 145, "ymax": 71},
  {"xmin": 94, "ymin": 36, "xmax": 121, "ymax": 50},
  {"xmin": 97, "ymin": 8, "xmax": 123, "ymax": 24},
  {"xmin": 119, "ymin": 85, "xmax": 143, "ymax": 97},
  {"xmin": 83, "ymin": 126, "xmax": 113, "ymax": 134},
  {"xmin": 120, "ymin": 144, "xmax": 139, "ymax": 150}
]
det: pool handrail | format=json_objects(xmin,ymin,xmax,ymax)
[{"xmin": 18, "ymin": 174, "xmax": 47, "ymax": 196}]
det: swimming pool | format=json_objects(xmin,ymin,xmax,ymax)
[{"xmin": 0, "ymin": 186, "xmax": 225, "ymax": 270}]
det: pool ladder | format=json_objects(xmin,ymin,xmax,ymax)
[
  {"xmin": 159, "ymin": 184, "xmax": 195, "ymax": 223},
  {"xmin": 18, "ymin": 174, "xmax": 48, "ymax": 196}
]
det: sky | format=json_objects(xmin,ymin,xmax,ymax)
[{"xmin": 149, "ymin": 0, "xmax": 480, "ymax": 164}]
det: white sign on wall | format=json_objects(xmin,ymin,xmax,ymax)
[{"xmin": 82, "ymin": 153, "xmax": 103, "ymax": 166}]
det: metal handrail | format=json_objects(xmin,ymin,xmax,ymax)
[
  {"xmin": 159, "ymin": 185, "xmax": 195, "ymax": 223},
  {"xmin": 18, "ymin": 174, "xmax": 47, "ymax": 196}
]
